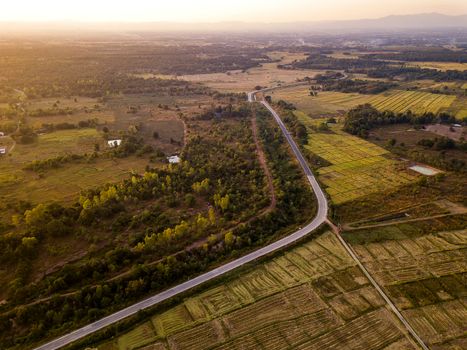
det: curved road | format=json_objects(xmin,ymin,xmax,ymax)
[
  {"xmin": 35, "ymin": 90, "xmax": 428, "ymax": 350},
  {"xmin": 34, "ymin": 92, "xmax": 328, "ymax": 350}
]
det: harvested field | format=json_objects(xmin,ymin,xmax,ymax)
[
  {"xmin": 95, "ymin": 232, "xmax": 417, "ymax": 350},
  {"xmin": 349, "ymin": 225, "xmax": 467, "ymax": 348},
  {"xmin": 143, "ymin": 52, "xmax": 321, "ymax": 93}
]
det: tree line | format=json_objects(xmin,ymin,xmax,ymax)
[{"xmin": 0, "ymin": 105, "xmax": 316, "ymax": 349}]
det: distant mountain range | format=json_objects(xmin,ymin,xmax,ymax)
[{"xmin": 1, "ymin": 13, "xmax": 466, "ymax": 34}]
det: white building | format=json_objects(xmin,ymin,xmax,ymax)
[
  {"xmin": 107, "ymin": 139, "xmax": 122, "ymax": 148},
  {"xmin": 0, "ymin": 132, "xmax": 5, "ymax": 137},
  {"xmin": 0, "ymin": 147, "xmax": 6, "ymax": 155},
  {"xmin": 168, "ymin": 155, "xmax": 181, "ymax": 164}
]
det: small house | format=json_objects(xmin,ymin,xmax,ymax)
[
  {"xmin": 0, "ymin": 147, "xmax": 6, "ymax": 155},
  {"xmin": 168, "ymin": 155, "xmax": 181, "ymax": 164},
  {"xmin": 0, "ymin": 132, "xmax": 4, "ymax": 137},
  {"xmin": 107, "ymin": 139, "xmax": 122, "ymax": 148},
  {"xmin": 452, "ymin": 124, "xmax": 462, "ymax": 128}
]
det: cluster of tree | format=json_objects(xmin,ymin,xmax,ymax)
[
  {"xmin": 417, "ymin": 137, "xmax": 457, "ymax": 150},
  {"xmin": 2, "ymin": 108, "xmax": 268, "ymax": 301},
  {"xmin": 343, "ymin": 104, "xmax": 459, "ymax": 138},
  {"xmin": 278, "ymin": 54, "xmax": 386, "ymax": 71},
  {"xmin": 280, "ymin": 54, "xmax": 467, "ymax": 82},
  {"xmin": 109, "ymin": 135, "xmax": 148, "ymax": 158},
  {"xmin": 363, "ymin": 50, "xmax": 467, "ymax": 63},
  {"xmin": 196, "ymin": 104, "xmax": 251, "ymax": 120},
  {"xmin": 275, "ymin": 100, "xmax": 297, "ymax": 110},
  {"xmin": 319, "ymin": 79, "xmax": 398, "ymax": 94},
  {"xmin": 0, "ymin": 105, "xmax": 316, "ymax": 349},
  {"xmin": 0, "ymin": 43, "xmax": 270, "ymax": 98},
  {"xmin": 405, "ymin": 149, "xmax": 466, "ymax": 173},
  {"xmin": 282, "ymin": 111, "xmax": 308, "ymax": 144},
  {"xmin": 24, "ymin": 153, "xmax": 95, "ymax": 172},
  {"xmin": 367, "ymin": 66, "xmax": 467, "ymax": 82},
  {"xmin": 28, "ymin": 107, "xmax": 73, "ymax": 117},
  {"xmin": 40, "ymin": 119, "xmax": 97, "ymax": 132},
  {"xmin": 12, "ymin": 125, "xmax": 37, "ymax": 144}
]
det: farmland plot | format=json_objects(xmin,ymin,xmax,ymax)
[
  {"xmin": 96, "ymin": 232, "xmax": 418, "ymax": 350},
  {"xmin": 368, "ymin": 90, "xmax": 456, "ymax": 114},
  {"xmin": 296, "ymin": 115, "xmax": 418, "ymax": 204},
  {"xmin": 349, "ymin": 227, "xmax": 467, "ymax": 348},
  {"xmin": 273, "ymin": 86, "xmax": 460, "ymax": 116}
]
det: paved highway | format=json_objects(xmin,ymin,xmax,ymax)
[
  {"xmin": 35, "ymin": 90, "xmax": 428, "ymax": 350},
  {"xmin": 34, "ymin": 91, "xmax": 328, "ymax": 350}
]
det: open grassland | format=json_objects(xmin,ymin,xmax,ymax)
[
  {"xmin": 0, "ymin": 128, "xmax": 150, "ymax": 205},
  {"xmin": 25, "ymin": 96, "xmax": 101, "ymax": 110},
  {"xmin": 139, "ymin": 52, "xmax": 320, "ymax": 93},
  {"xmin": 344, "ymin": 218, "xmax": 467, "ymax": 349},
  {"xmin": 27, "ymin": 111, "xmax": 115, "ymax": 128},
  {"xmin": 295, "ymin": 115, "xmax": 418, "ymax": 205},
  {"xmin": 406, "ymin": 61, "xmax": 467, "ymax": 71},
  {"xmin": 0, "ymin": 156, "xmax": 149, "ymax": 204},
  {"xmin": 95, "ymin": 232, "xmax": 417, "ymax": 350},
  {"xmin": 273, "ymin": 87, "xmax": 460, "ymax": 116},
  {"xmin": 0, "ymin": 93, "xmax": 191, "ymax": 210}
]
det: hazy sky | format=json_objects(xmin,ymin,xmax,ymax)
[{"xmin": 1, "ymin": 0, "xmax": 466, "ymax": 22}]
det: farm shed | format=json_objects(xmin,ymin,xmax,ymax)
[
  {"xmin": 168, "ymin": 155, "xmax": 181, "ymax": 164},
  {"xmin": 107, "ymin": 139, "xmax": 122, "ymax": 148}
]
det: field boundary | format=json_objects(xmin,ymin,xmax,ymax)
[
  {"xmin": 33, "ymin": 90, "xmax": 328, "ymax": 350},
  {"xmin": 327, "ymin": 221, "xmax": 430, "ymax": 350}
]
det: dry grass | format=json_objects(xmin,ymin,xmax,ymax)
[
  {"xmin": 138, "ymin": 52, "xmax": 321, "ymax": 93},
  {"xmin": 406, "ymin": 61, "xmax": 467, "ymax": 71},
  {"xmin": 349, "ymin": 226, "xmax": 467, "ymax": 348},
  {"xmin": 95, "ymin": 231, "xmax": 416, "ymax": 350}
]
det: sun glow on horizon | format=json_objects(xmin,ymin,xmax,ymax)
[{"xmin": 0, "ymin": 0, "xmax": 465, "ymax": 23}]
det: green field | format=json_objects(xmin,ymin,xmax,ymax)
[
  {"xmin": 95, "ymin": 231, "xmax": 416, "ymax": 350},
  {"xmin": 274, "ymin": 87, "xmax": 460, "ymax": 116},
  {"xmin": 368, "ymin": 90, "xmax": 456, "ymax": 114},
  {"xmin": 0, "ymin": 128, "xmax": 149, "ymax": 205},
  {"xmin": 296, "ymin": 115, "xmax": 418, "ymax": 204}
]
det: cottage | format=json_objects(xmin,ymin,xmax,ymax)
[
  {"xmin": 107, "ymin": 139, "xmax": 122, "ymax": 148},
  {"xmin": 0, "ymin": 147, "xmax": 6, "ymax": 155},
  {"xmin": 0, "ymin": 132, "xmax": 5, "ymax": 137},
  {"xmin": 168, "ymin": 155, "xmax": 181, "ymax": 164}
]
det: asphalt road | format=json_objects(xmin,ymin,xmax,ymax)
[
  {"xmin": 34, "ymin": 92, "xmax": 328, "ymax": 350},
  {"xmin": 251, "ymin": 90, "xmax": 428, "ymax": 350}
]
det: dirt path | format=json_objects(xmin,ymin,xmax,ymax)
[
  {"xmin": 344, "ymin": 212, "xmax": 466, "ymax": 231},
  {"xmin": 251, "ymin": 113, "xmax": 277, "ymax": 211},
  {"xmin": 4, "ymin": 111, "xmax": 280, "ymax": 314}
]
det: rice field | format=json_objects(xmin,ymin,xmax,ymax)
[
  {"xmin": 368, "ymin": 90, "xmax": 456, "ymax": 114},
  {"xmin": 274, "ymin": 86, "xmax": 459, "ymax": 116},
  {"xmin": 295, "ymin": 114, "xmax": 418, "ymax": 204},
  {"xmin": 349, "ymin": 226, "xmax": 467, "ymax": 348},
  {"xmin": 94, "ymin": 232, "xmax": 416, "ymax": 350}
]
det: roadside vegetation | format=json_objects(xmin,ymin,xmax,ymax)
[{"xmin": 1, "ymin": 34, "xmax": 466, "ymax": 350}]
